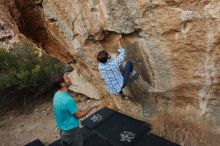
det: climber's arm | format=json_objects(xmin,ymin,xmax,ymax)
[
  {"xmin": 117, "ymin": 34, "xmax": 122, "ymax": 49},
  {"xmin": 110, "ymin": 34, "xmax": 125, "ymax": 66}
]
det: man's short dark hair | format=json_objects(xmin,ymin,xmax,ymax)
[
  {"xmin": 52, "ymin": 74, "xmax": 64, "ymax": 89},
  {"xmin": 97, "ymin": 50, "xmax": 109, "ymax": 63}
]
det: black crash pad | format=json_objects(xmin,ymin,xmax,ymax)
[
  {"xmin": 94, "ymin": 113, "xmax": 151, "ymax": 146},
  {"xmin": 81, "ymin": 107, "xmax": 116, "ymax": 129},
  {"xmin": 48, "ymin": 139, "xmax": 61, "ymax": 146},
  {"xmin": 84, "ymin": 134, "xmax": 113, "ymax": 146},
  {"xmin": 24, "ymin": 139, "xmax": 44, "ymax": 146},
  {"xmin": 135, "ymin": 133, "xmax": 180, "ymax": 146},
  {"xmin": 81, "ymin": 126, "xmax": 113, "ymax": 146}
]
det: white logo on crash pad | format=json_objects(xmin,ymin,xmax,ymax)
[
  {"xmin": 90, "ymin": 114, "xmax": 103, "ymax": 123},
  {"xmin": 120, "ymin": 131, "xmax": 136, "ymax": 142}
]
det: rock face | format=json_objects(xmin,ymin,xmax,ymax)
[
  {"xmin": 0, "ymin": 0, "xmax": 19, "ymax": 48},
  {"xmin": 68, "ymin": 70, "xmax": 101, "ymax": 99},
  {"xmin": 1, "ymin": 0, "xmax": 220, "ymax": 131}
]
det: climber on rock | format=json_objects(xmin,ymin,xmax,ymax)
[
  {"xmin": 52, "ymin": 73, "xmax": 101, "ymax": 146},
  {"xmin": 97, "ymin": 34, "xmax": 138, "ymax": 97}
]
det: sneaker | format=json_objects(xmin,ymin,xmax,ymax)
[
  {"xmin": 131, "ymin": 70, "xmax": 136, "ymax": 76},
  {"xmin": 130, "ymin": 70, "xmax": 139, "ymax": 81},
  {"xmin": 124, "ymin": 96, "xmax": 129, "ymax": 100},
  {"xmin": 120, "ymin": 93, "xmax": 129, "ymax": 99}
]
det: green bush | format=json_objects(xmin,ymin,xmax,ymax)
[{"xmin": 0, "ymin": 43, "xmax": 65, "ymax": 112}]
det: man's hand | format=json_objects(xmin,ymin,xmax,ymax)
[
  {"xmin": 90, "ymin": 101, "xmax": 102, "ymax": 108},
  {"xmin": 74, "ymin": 101, "xmax": 102, "ymax": 119}
]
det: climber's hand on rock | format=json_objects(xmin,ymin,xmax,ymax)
[
  {"xmin": 116, "ymin": 34, "xmax": 122, "ymax": 48},
  {"xmin": 116, "ymin": 34, "xmax": 122, "ymax": 41}
]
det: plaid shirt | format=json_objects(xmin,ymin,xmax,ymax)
[{"xmin": 98, "ymin": 48, "xmax": 125, "ymax": 93}]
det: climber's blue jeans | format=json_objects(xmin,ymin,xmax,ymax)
[{"xmin": 121, "ymin": 61, "xmax": 133, "ymax": 92}]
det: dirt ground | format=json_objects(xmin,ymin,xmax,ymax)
[
  {"xmin": 0, "ymin": 99, "xmax": 99, "ymax": 146},
  {"xmin": 1, "ymin": 97, "xmax": 219, "ymax": 146}
]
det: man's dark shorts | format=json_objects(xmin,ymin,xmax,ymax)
[{"xmin": 60, "ymin": 127, "xmax": 82, "ymax": 146}]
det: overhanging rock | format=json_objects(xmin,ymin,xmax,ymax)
[{"xmin": 68, "ymin": 70, "xmax": 101, "ymax": 99}]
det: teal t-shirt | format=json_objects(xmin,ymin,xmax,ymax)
[{"xmin": 53, "ymin": 91, "xmax": 79, "ymax": 131}]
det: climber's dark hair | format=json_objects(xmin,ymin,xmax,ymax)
[
  {"xmin": 52, "ymin": 74, "xmax": 64, "ymax": 89},
  {"xmin": 97, "ymin": 50, "xmax": 109, "ymax": 63}
]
